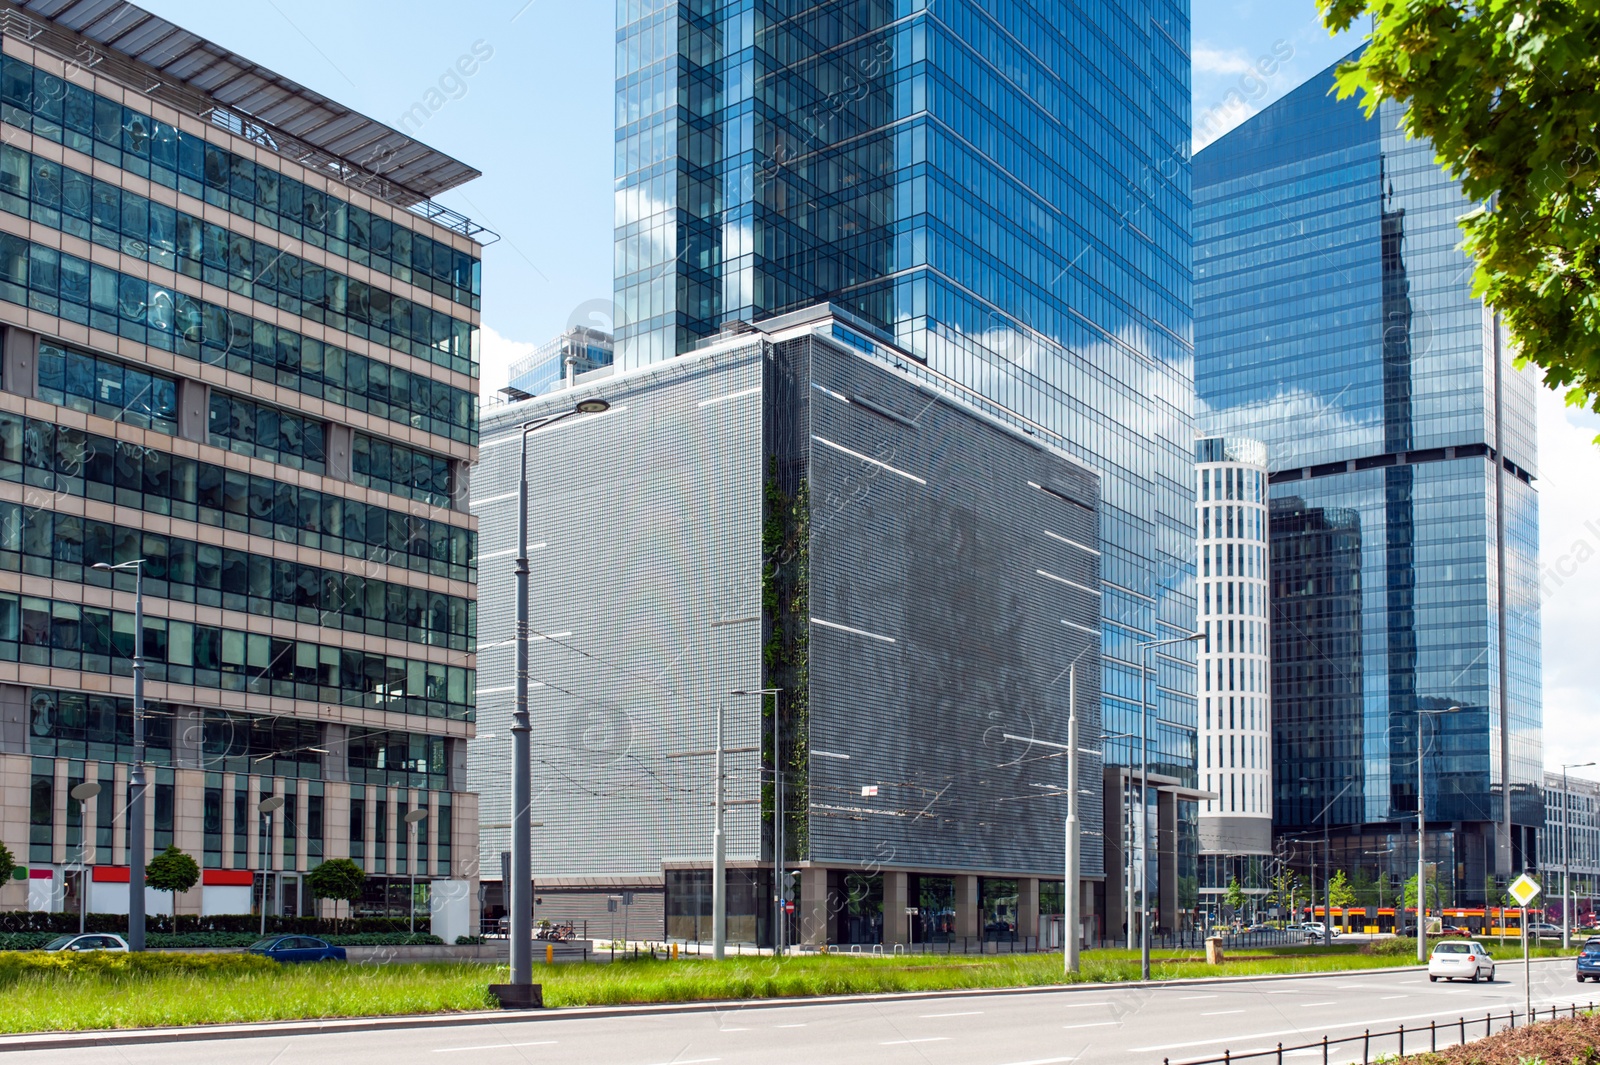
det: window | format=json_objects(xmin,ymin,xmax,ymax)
[
  {"xmin": 206, "ymin": 392, "xmax": 326, "ymax": 473},
  {"xmin": 37, "ymin": 342, "xmax": 178, "ymax": 432}
]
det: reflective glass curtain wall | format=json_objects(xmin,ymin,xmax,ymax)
[
  {"xmin": 1193, "ymin": 51, "xmax": 1541, "ymax": 899},
  {"xmin": 615, "ymin": 0, "xmax": 1201, "ymax": 879}
]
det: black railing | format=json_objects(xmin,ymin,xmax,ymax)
[{"xmin": 1162, "ymin": 1002, "xmax": 1595, "ymax": 1065}]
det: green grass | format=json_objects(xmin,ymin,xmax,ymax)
[{"xmin": 0, "ymin": 940, "xmax": 1581, "ymax": 1034}]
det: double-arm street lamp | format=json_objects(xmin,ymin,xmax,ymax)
[
  {"xmin": 1414, "ymin": 705, "xmax": 1460, "ymax": 963},
  {"xmin": 1137, "ymin": 632, "xmax": 1204, "ymax": 981},
  {"xmin": 1564, "ymin": 762, "xmax": 1596, "ymax": 949},
  {"xmin": 92, "ymin": 560, "xmax": 146, "ymax": 951},
  {"xmin": 508, "ymin": 399, "xmax": 610, "ymax": 991}
]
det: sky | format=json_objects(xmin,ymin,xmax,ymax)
[{"xmin": 133, "ymin": 0, "xmax": 1600, "ymax": 780}]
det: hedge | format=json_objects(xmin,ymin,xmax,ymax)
[
  {"xmin": 0, "ymin": 951, "xmax": 276, "ymax": 984},
  {"xmin": 0, "ymin": 912, "xmax": 421, "ymax": 935}
]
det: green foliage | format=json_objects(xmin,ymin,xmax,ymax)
[
  {"xmin": 0, "ymin": 951, "xmax": 275, "ymax": 986},
  {"xmin": 0, "ymin": 841, "xmax": 14, "ymax": 890},
  {"xmin": 0, "ymin": 931, "xmax": 443, "ymax": 950},
  {"xmin": 1224, "ymin": 878, "xmax": 1247, "ymax": 914},
  {"xmin": 762, "ymin": 464, "xmax": 810, "ymax": 860},
  {"xmin": 0, "ymin": 910, "xmax": 417, "ymax": 935},
  {"xmin": 1318, "ymin": 0, "xmax": 1600, "ymax": 430},
  {"xmin": 144, "ymin": 846, "xmax": 199, "ymax": 895},
  {"xmin": 306, "ymin": 859, "xmax": 366, "ymax": 906},
  {"xmin": 1328, "ymin": 870, "xmax": 1358, "ymax": 911},
  {"xmin": 1266, "ymin": 867, "xmax": 1302, "ymax": 915}
]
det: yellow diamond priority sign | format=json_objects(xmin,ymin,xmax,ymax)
[{"xmin": 1508, "ymin": 873, "xmax": 1542, "ymax": 907}]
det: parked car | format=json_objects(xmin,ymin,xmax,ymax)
[
  {"xmin": 1576, "ymin": 940, "xmax": 1600, "ymax": 982},
  {"xmin": 1300, "ymin": 922, "xmax": 1338, "ymax": 940},
  {"xmin": 1441, "ymin": 924, "xmax": 1473, "ymax": 937},
  {"xmin": 41, "ymin": 933, "xmax": 128, "ymax": 953},
  {"xmin": 1428, "ymin": 940, "xmax": 1495, "ymax": 983},
  {"xmin": 247, "ymin": 936, "xmax": 347, "ymax": 963},
  {"xmin": 1528, "ymin": 923, "xmax": 1565, "ymax": 939}
]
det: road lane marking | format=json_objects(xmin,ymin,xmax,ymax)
[
  {"xmin": 921, "ymin": 1011, "xmax": 985, "ymax": 1017},
  {"xmin": 1061, "ymin": 1001, "xmax": 1113, "ymax": 1008},
  {"xmin": 434, "ymin": 1042, "xmax": 557, "ymax": 1053},
  {"xmin": 1299, "ymin": 1002, "xmax": 1337, "ymax": 1008},
  {"xmin": 1202, "ymin": 1010, "xmax": 1246, "ymax": 1016},
  {"xmin": 1179, "ymin": 994, "xmax": 1218, "ymax": 1000},
  {"xmin": 1382, "ymin": 995, "xmax": 1409, "ymax": 999},
  {"xmin": 1265, "ymin": 990, "xmax": 1298, "ymax": 995},
  {"xmin": 776, "ymin": 1024, "xmax": 806, "ymax": 1028},
  {"xmin": 1062, "ymin": 1022, "xmax": 1120, "ymax": 1030},
  {"xmin": 882, "ymin": 1037, "xmax": 950, "ymax": 1045},
  {"xmin": 717, "ymin": 1028, "xmax": 750, "ymax": 1032},
  {"xmin": 994, "ymin": 1058, "xmax": 1079, "ymax": 1065}
]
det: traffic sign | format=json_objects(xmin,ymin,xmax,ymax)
[
  {"xmin": 784, "ymin": 901, "xmax": 795, "ymax": 913},
  {"xmin": 1508, "ymin": 873, "xmax": 1541, "ymax": 907}
]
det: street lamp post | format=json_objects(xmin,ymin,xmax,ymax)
[
  {"xmin": 92, "ymin": 560, "xmax": 146, "ymax": 951},
  {"xmin": 1137, "ymin": 633, "xmax": 1204, "ymax": 981},
  {"xmin": 258, "ymin": 795, "xmax": 284, "ymax": 937},
  {"xmin": 1415, "ymin": 705, "xmax": 1460, "ymax": 963},
  {"xmin": 404, "ymin": 808, "xmax": 429, "ymax": 935},
  {"xmin": 70, "ymin": 781, "xmax": 101, "ymax": 934},
  {"xmin": 1563, "ymin": 762, "xmax": 1595, "ymax": 949},
  {"xmin": 509, "ymin": 398, "xmax": 610, "ymax": 990},
  {"xmin": 1302, "ymin": 778, "xmax": 1355, "ymax": 946},
  {"xmin": 713, "ymin": 701, "xmax": 726, "ymax": 961},
  {"xmin": 732, "ymin": 688, "xmax": 783, "ymax": 955}
]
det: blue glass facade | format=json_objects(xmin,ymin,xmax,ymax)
[
  {"xmin": 614, "ymin": 0, "xmax": 1200, "ymax": 916},
  {"xmin": 1194, "ymin": 52, "xmax": 1542, "ymax": 899}
]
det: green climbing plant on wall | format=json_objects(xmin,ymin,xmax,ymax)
[{"xmin": 762, "ymin": 461, "xmax": 810, "ymax": 861}]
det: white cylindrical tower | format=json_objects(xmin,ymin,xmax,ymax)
[{"xmin": 1196, "ymin": 436, "xmax": 1273, "ymax": 918}]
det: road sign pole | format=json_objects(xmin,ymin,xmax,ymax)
[{"xmin": 1507, "ymin": 872, "xmax": 1541, "ymax": 1019}]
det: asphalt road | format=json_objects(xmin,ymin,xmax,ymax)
[{"xmin": 12, "ymin": 957, "xmax": 1594, "ymax": 1065}]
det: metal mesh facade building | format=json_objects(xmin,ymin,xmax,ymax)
[{"xmin": 472, "ymin": 307, "xmax": 1104, "ymax": 946}]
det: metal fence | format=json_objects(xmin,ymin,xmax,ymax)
[{"xmin": 1163, "ymin": 1002, "xmax": 1596, "ymax": 1065}]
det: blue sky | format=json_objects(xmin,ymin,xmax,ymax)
[{"xmin": 135, "ymin": 0, "xmax": 1600, "ymax": 771}]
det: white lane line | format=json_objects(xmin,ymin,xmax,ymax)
[
  {"xmin": 433, "ymin": 1043, "xmax": 558, "ymax": 1053},
  {"xmin": 1382, "ymin": 994, "xmax": 1409, "ymax": 1000},
  {"xmin": 1179, "ymin": 994, "xmax": 1218, "ymax": 1000},
  {"xmin": 1299, "ymin": 1002, "xmax": 1337, "ymax": 1008},
  {"xmin": 921, "ymin": 1011, "xmax": 985, "ymax": 1017},
  {"xmin": 1202, "ymin": 1010, "xmax": 1247, "ymax": 1016},
  {"xmin": 995, "ymin": 1057, "xmax": 1079, "ymax": 1065},
  {"xmin": 775, "ymin": 1023, "xmax": 806, "ymax": 1028},
  {"xmin": 1062, "ymin": 1022, "xmax": 1121, "ymax": 1030},
  {"xmin": 717, "ymin": 1028, "xmax": 750, "ymax": 1032},
  {"xmin": 1265, "ymin": 990, "xmax": 1298, "ymax": 995},
  {"xmin": 639, "ymin": 1059, "xmax": 719, "ymax": 1065},
  {"xmin": 882, "ymin": 1037, "xmax": 950, "ymax": 1045}
]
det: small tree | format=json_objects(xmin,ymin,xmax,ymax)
[
  {"xmin": 145, "ymin": 845, "xmax": 200, "ymax": 932},
  {"xmin": 1328, "ymin": 870, "xmax": 1357, "ymax": 932},
  {"xmin": 1376, "ymin": 871, "xmax": 1392, "ymax": 911},
  {"xmin": 0, "ymin": 840, "xmax": 15, "ymax": 895},
  {"xmin": 1225, "ymin": 877, "xmax": 1247, "ymax": 922},
  {"xmin": 307, "ymin": 858, "xmax": 366, "ymax": 924}
]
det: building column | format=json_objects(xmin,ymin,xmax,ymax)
[
  {"xmin": 1104, "ymin": 768, "xmax": 1126, "ymax": 944},
  {"xmin": 1159, "ymin": 790, "xmax": 1179, "ymax": 934},
  {"xmin": 954, "ymin": 875, "xmax": 980, "ymax": 941},
  {"xmin": 800, "ymin": 867, "xmax": 830, "ymax": 947},
  {"xmin": 2, "ymin": 326, "xmax": 38, "ymax": 399},
  {"xmin": 883, "ymin": 871, "xmax": 909, "ymax": 947},
  {"xmin": 1017, "ymin": 877, "xmax": 1040, "ymax": 940}
]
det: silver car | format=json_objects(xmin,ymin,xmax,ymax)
[
  {"xmin": 1428, "ymin": 940, "xmax": 1495, "ymax": 983},
  {"xmin": 41, "ymin": 933, "xmax": 129, "ymax": 953}
]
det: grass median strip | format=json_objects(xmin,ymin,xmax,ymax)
[{"xmin": 0, "ymin": 940, "xmax": 1577, "ymax": 1034}]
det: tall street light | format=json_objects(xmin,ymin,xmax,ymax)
[
  {"xmin": 1301, "ymin": 777, "xmax": 1356, "ymax": 945},
  {"xmin": 510, "ymin": 398, "xmax": 610, "ymax": 990},
  {"xmin": 258, "ymin": 795, "xmax": 284, "ymax": 937},
  {"xmin": 1563, "ymin": 762, "xmax": 1595, "ymax": 949},
  {"xmin": 93, "ymin": 560, "xmax": 146, "ymax": 951},
  {"xmin": 732, "ymin": 688, "xmax": 783, "ymax": 955},
  {"xmin": 1415, "ymin": 705, "xmax": 1460, "ymax": 963},
  {"xmin": 1137, "ymin": 632, "xmax": 1204, "ymax": 981},
  {"xmin": 70, "ymin": 781, "xmax": 101, "ymax": 934},
  {"xmin": 405, "ymin": 808, "xmax": 429, "ymax": 935}
]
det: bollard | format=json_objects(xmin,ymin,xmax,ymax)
[
  {"xmin": 672, "ymin": 942, "xmax": 678, "ymax": 960},
  {"xmin": 1430, "ymin": 1019, "xmax": 1436, "ymax": 1051},
  {"xmin": 1363, "ymin": 1028, "xmax": 1369, "ymax": 1064},
  {"xmin": 1276, "ymin": 1042, "xmax": 1283, "ymax": 1065},
  {"xmin": 1398, "ymin": 1023, "xmax": 1403, "ymax": 1056},
  {"xmin": 1321, "ymin": 1035, "xmax": 1328, "ymax": 1065},
  {"xmin": 1460, "ymin": 1016, "xmax": 1466, "ymax": 1046},
  {"xmin": 545, "ymin": 942, "xmax": 553, "ymax": 966}
]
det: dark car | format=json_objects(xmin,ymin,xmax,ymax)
[
  {"xmin": 1577, "ymin": 942, "xmax": 1600, "ymax": 983},
  {"xmin": 1441, "ymin": 925, "xmax": 1473, "ymax": 937},
  {"xmin": 247, "ymin": 936, "xmax": 347, "ymax": 963}
]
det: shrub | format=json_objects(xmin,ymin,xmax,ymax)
[
  {"xmin": 0, "ymin": 951, "xmax": 276, "ymax": 985},
  {"xmin": 0, "ymin": 911, "xmax": 419, "ymax": 935}
]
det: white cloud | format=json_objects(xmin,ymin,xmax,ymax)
[
  {"xmin": 1193, "ymin": 44, "xmax": 1257, "ymax": 77},
  {"xmin": 477, "ymin": 323, "xmax": 541, "ymax": 400},
  {"xmin": 1536, "ymin": 381, "xmax": 1600, "ymax": 783}
]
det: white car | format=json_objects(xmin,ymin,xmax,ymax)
[
  {"xmin": 41, "ymin": 933, "xmax": 129, "ymax": 953},
  {"xmin": 1301, "ymin": 922, "xmax": 1338, "ymax": 940},
  {"xmin": 1428, "ymin": 940, "xmax": 1495, "ymax": 983}
]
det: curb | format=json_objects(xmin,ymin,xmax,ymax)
[{"xmin": 0, "ymin": 955, "xmax": 1573, "ymax": 1053}]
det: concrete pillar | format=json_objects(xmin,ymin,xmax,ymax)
[
  {"xmin": 884, "ymin": 871, "xmax": 909, "ymax": 947},
  {"xmin": 1159, "ymin": 790, "xmax": 1179, "ymax": 934},
  {"xmin": 800, "ymin": 867, "xmax": 829, "ymax": 947},
  {"xmin": 1018, "ymin": 877, "xmax": 1040, "ymax": 940},
  {"xmin": 221, "ymin": 772, "xmax": 235, "ymax": 869},
  {"xmin": 954, "ymin": 875, "xmax": 980, "ymax": 940},
  {"xmin": 1104, "ymin": 768, "xmax": 1126, "ymax": 943}
]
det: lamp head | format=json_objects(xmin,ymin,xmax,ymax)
[
  {"xmin": 404, "ymin": 809, "xmax": 429, "ymax": 824},
  {"xmin": 259, "ymin": 796, "xmax": 285, "ymax": 814},
  {"xmin": 70, "ymin": 781, "xmax": 101, "ymax": 801},
  {"xmin": 575, "ymin": 398, "xmax": 610, "ymax": 415}
]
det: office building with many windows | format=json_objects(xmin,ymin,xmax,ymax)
[
  {"xmin": 1194, "ymin": 436, "xmax": 1272, "ymax": 917},
  {"xmin": 1194, "ymin": 50, "xmax": 1542, "ymax": 904},
  {"xmin": 1540, "ymin": 772, "xmax": 1600, "ymax": 924},
  {"xmin": 609, "ymin": 0, "xmax": 1201, "ymax": 937},
  {"xmin": 502, "ymin": 326, "xmax": 614, "ymax": 400},
  {"xmin": 0, "ymin": 1, "xmax": 482, "ymax": 929}
]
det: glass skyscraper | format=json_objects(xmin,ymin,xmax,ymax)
[
  {"xmin": 611, "ymin": 0, "xmax": 1201, "ymax": 929},
  {"xmin": 1194, "ymin": 51, "xmax": 1542, "ymax": 903}
]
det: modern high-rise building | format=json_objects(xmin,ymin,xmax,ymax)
[
  {"xmin": 502, "ymin": 326, "xmax": 614, "ymax": 400},
  {"xmin": 1540, "ymin": 772, "xmax": 1600, "ymax": 923},
  {"xmin": 1194, "ymin": 50, "xmax": 1542, "ymax": 903},
  {"xmin": 0, "ymin": 2, "xmax": 483, "ymax": 931},
  {"xmin": 606, "ymin": 0, "xmax": 1201, "ymax": 935},
  {"xmin": 1194, "ymin": 436, "xmax": 1272, "ymax": 917}
]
